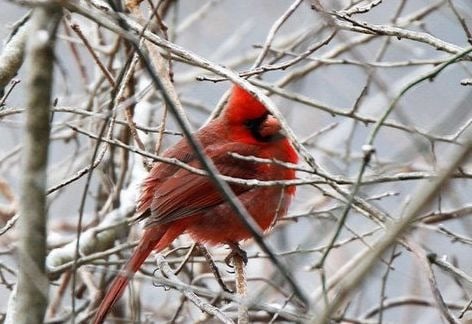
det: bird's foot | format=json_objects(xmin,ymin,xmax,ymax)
[{"xmin": 224, "ymin": 242, "xmax": 248, "ymax": 268}]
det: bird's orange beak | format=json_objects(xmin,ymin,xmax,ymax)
[{"xmin": 259, "ymin": 115, "xmax": 282, "ymax": 138}]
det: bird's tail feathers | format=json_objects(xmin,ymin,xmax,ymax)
[{"xmin": 93, "ymin": 226, "xmax": 169, "ymax": 323}]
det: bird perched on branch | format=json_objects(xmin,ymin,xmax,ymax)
[{"xmin": 93, "ymin": 85, "xmax": 298, "ymax": 323}]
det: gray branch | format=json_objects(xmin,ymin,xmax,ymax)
[
  {"xmin": 13, "ymin": 4, "xmax": 61, "ymax": 324},
  {"xmin": 0, "ymin": 13, "xmax": 30, "ymax": 90}
]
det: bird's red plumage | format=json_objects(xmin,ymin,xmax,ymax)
[{"xmin": 93, "ymin": 86, "xmax": 298, "ymax": 323}]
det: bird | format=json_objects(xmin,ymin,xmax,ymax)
[{"xmin": 93, "ymin": 85, "xmax": 298, "ymax": 323}]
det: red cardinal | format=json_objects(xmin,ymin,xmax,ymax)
[{"xmin": 93, "ymin": 86, "xmax": 298, "ymax": 323}]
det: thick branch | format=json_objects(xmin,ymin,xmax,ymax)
[{"xmin": 14, "ymin": 4, "xmax": 61, "ymax": 324}]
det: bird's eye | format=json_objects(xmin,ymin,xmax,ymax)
[
  {"xmin": 244, "ymin": 114, "xmax": 267, "ymax": 130},
  {"xmin": 244, "ymin": 120, "xmax": 256, "ymax": 129}
]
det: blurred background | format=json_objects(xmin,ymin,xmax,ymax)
[{"xmin": 0, "ymin": 0, "xmax": 472, "ymax": 323}]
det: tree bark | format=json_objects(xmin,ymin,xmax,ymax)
[{"xmin": 15, "ymin": 4, "xmax": 61, "ymax": 324}]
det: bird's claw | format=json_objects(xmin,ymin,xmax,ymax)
[{"xmin": 224, "ymin": 243, "xmax": 248, "ymax": 267}]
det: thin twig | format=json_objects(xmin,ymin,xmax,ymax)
[
  {"xmin": 155, "ymin": 255, "xmax": 235, "ymax": 324},
  {"xmin": 233, "ymin": 255, "xmax": 248, "ymax": 324}
]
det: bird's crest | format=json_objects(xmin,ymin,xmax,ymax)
[{"xmin": 223, "ymin": 86, "xmax": 269, "ymax": 124}]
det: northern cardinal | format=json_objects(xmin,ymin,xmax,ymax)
[{"xmin": 93, "ymin": 86, "xmax": 298, "ymax": 323}]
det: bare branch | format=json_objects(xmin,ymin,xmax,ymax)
[{"xmin": 14, "ymin": 4, "xmax": 61, "ymax": 323}]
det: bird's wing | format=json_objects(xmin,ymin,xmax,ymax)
[
  {"xmin": 144, "ymin": 143, "xmax": 260, "ymax": 228},
  {"xmin": 136, "ymin": 139, "xmax": 196, "ymax": 216}
]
